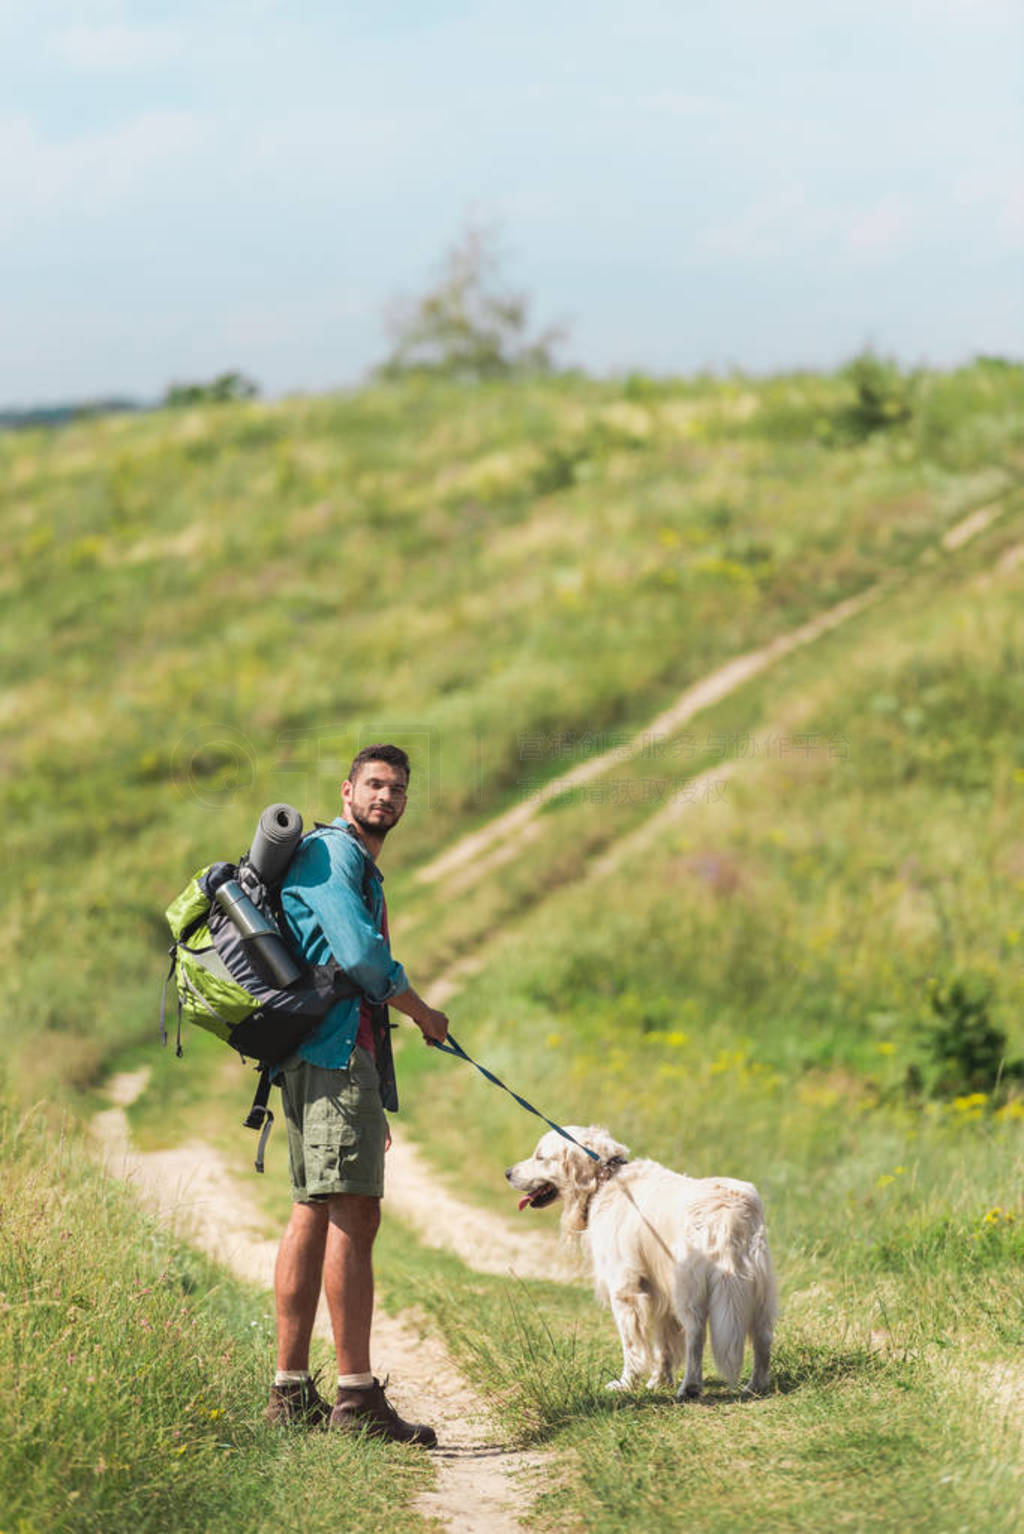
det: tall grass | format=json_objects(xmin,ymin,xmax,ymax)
[{"xmin": 0, "ymin": 1096, "xmax": 433, "ymax": 1533}]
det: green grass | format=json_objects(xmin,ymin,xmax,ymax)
[
  {"xmin": 4, "ymin": 362, "xmax": 1024, "ymax": 1098},
  {"xmin": 369, "ymin": 1183, "xmax": 1022, "ymax": 1533},
  {"xmin": 4, "ymin": 360, "xmax": 1024, "ymax": 1531},
  {"xmin": 0, "ymin": 1095, "xmax": 434, "ymax": 1534}
]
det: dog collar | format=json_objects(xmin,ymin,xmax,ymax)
[
  {"xmin": 595, "ymin": 1154, "xmax": 628, "ymax": 1185},
  {"xmin": 580, "ymin": 1155, "xmax": 628, "ymax": 1229}
]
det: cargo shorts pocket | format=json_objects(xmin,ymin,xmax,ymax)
[{"xmin": 286, "ymin": 1049, "xmax": 386, "ymax": 1199}]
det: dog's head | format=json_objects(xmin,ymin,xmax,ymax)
[{"xmin": 506, "ymin": 1126, "xmax": 629, "ymax": 1232}]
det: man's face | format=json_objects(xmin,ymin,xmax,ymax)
[{"xmin": 342, "ymin": 761, "xmax": 409, "ymax": 839}]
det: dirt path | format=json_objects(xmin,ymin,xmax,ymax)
[
  {"xmin": 416, "ymin": 486, "xmax": 1018, "ymax": 893},
  {"xmin": 385, "ymin": 1133, "xmax": 578, "ymax": 1282},
  {"xmin": 92, "ymin": 1071, "xmax": 547, "ymax": 1534},
  {"xmin": 416, "ymin": 585, "xmax": 881, "ymax": 888}
]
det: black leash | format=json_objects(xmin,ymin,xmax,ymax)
[{"xmin": 429, "ymin": 1031, "xmax": 601, "ymax": 1162}]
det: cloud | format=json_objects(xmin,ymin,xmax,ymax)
[
  {"xmin": 695, "ymin": 183, "xmax": 935, "ymax": 268},
  {"xmin": 0, "ymin": 111, "xmax": 209, "ymax": 234},
  {"xmin": 996, "ymin": 187, "xmax": 1024, "ymax": 246},
  {"xmin": 959, "ymin": 172, "xmax": 1024, "ymax": 251},
  {"xmin": 695, "ymin": 180, "xmax": 836, "ymax": 260},
  {"xmin": 842, "ymin": 196, "xmax": 915, "ymax": 261},
  {"xmin": 637, "ymin": 91, "xmax": 737, "ymax": 122},
  {"xmin": 54, "ymin": 23, "xmax": 184, "ymax": 71}
]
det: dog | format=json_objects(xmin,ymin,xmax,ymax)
[{"xmin": 506, "ymin": 1126, "xmax": 777, "ymax": 1400}]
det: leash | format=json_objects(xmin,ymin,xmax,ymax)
[{"xmin": 429, "ymin": 1031, "xmax": 602, "ymax": 1162}]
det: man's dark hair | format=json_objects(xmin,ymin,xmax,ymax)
[{"xmin": 347, "ymin": 743, "xmax": 411, "ymax": 784}]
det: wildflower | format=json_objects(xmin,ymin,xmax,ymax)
[
  {"xmin": 982, "ymin": 1207, "xmax": 1014, "ymax": 1226},
  {"xmin": 876, "ymin": 1042, "xmax": 896, "ymax": 1056}
]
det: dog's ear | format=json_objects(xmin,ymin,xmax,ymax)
[
  {"xmin": 557, "ymin": 1135, "xmax": 602, "ymax": 1234},
  {"xmin": 575, "ymin": 1125, "xmax": 629, "ymax": 1163}
]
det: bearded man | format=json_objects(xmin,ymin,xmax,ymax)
[{"xmin": 266, "ymin": 744, "xmax": 448, "ymax": 1445}]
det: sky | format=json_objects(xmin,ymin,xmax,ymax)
[{"xmin": 2, "ymin": 0, "xmax": 1022, "ymax": 405}]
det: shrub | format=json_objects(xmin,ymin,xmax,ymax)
[
  {"xmin": 917, "ymin": 972, "xmax": 1024, "ymax": 1099},
  {"xmin": 840, "ymin": 351, "xmax": 913, "ymax": 438},
  {"xmin": 164, "ymin": 372, "xmax": 260, "ymax": 407}
]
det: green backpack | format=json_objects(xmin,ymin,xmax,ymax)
[{"xmin": 162, "ymin": 814, "xmax": 391, "ymax": 1170}]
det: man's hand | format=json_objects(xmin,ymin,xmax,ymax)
[
  {"xmin": 389, "ymin": 986, "xmax": 449, "ymax": 1044},
  {"xmin": 416, "ymin": 1005, "xmax": 449, "ymax": 1045}
]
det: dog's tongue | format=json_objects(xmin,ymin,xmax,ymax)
[{"xmin": 517, "ymin": 1193, "xmax": 534, "ymax": 1211}]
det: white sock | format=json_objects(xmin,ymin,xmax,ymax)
[
  {"xmin": 338, "ymin": 1371, "xmax": 374, "ymax": 1389},
  {"xmin": 275, "ymin": 1370, "xmax": 311, "ymax": 1386}
]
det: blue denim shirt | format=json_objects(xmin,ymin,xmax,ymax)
[{"xmin": 279, "ymin": 818, "xmax": 408, "ymax": 1069}]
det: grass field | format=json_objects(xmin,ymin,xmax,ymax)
[
  {"xmin": 0, "ymin": 1096, "xmax": 433, "ymax": 1534},
  {"xmin": 3, "ymin": 359, "xmax": 1023, "ymax": 1530}
]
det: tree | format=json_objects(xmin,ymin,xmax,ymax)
[
  {"xmin": 163, "ymin": 371, "xmax": 260, "ymax": 407},
  {"xmin": 378, "ymin": 220, "xmax": 564, "ymax": 381}
]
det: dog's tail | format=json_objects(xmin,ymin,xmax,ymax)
[{"xmin": 707, "ymin": 1207, "xmax": 777, "ymax": 1386}]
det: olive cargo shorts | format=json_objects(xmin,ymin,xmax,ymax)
[{"xmin": 278, "ymin": 1047, "xmax": 387, "ymax": 1202}]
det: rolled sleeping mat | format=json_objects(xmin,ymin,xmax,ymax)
[{"xmin": 248, "ymin": 802, "xmax": 304, "ymax": 886}]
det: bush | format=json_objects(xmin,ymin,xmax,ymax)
[
  {"xmin": 840, "ymin": 351, "xmax": 913, "ymax": 438},
  {"xmin": 917, "ymin": 972, "xmax": 1024, "ymax": 1099},
  {"xmin": 164, "ymin": 372, "xmax": 260, "ymax": 407}
]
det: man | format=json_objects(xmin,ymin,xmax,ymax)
[{"xmin": 266, "ymin": 744, "xmax": 449, "ymax": 1445}]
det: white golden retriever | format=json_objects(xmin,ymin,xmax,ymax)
[{"xmin": 506, "ymin": 1126, "xmax": 777, "ymax": 1399}]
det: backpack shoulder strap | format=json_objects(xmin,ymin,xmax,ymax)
[{"xmin": 312, "ymin": 821, "xmax": 377, "ymax": 915}]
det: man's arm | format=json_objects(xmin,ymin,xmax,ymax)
[
  {"xmin": 388, "ymin": 987, "xmax": 448, "ymax": 1044},
  {"xmin": 282, "ymin": 834, "xmax": 405, "ymax": 996},
  {"xmin": 283, "ymin": 833, "xmax": 449, "ymax": 1040}
]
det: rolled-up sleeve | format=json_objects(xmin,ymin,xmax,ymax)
[{"xmin": 281, "ymin": 832, "xmax": 408, "ymax": 1003}]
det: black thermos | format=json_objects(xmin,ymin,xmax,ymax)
[{"xmin": 213, "ymin": 879, "xmax": 302, "ymax": 988}]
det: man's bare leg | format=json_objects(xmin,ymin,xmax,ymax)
[
  {"xmin": 274, "ymin": 1199, "xmax": 329, "ymax": 1372},
  {"xmin": 321, "ymin": 1193, "xmax": 435, "ymax": 1445},
  {"xmin": 323, "ymin": 1193, "xmax": 381, "ymax": 1375}
]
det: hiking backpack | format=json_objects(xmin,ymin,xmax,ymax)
[{"xmin": 161, "ymin": 807, "xmax": 395, "ymax": 1171}]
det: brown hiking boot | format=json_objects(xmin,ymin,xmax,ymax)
[
  {"xmin": 329, "ymin": 1377, "xmax": 437, "ymax": 1448},
  {"xmin": 267, "ymin": 1375, "xmax": 332, "ymax": 1429}
]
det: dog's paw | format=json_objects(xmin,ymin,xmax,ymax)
[
  {"xmin": 741, "ymin": 1378, "xmax": 771, "ymax": 1398},
  {"xmin": 605, "ymin": 1377, "xmax": 632, "ymax": 1393},
  {"xmin": 675, "ymin": 1381, "xmax": 703, "ymax": 1402}
]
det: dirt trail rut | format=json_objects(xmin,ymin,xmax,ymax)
[
  {"xmin": 417, "ymin": 585, "xmax": 881, "ymax": 888},
  {"xmin": 417, "ymin": 487, "xmax": 1018, "ymax": 894},
  {"xmin": 92, "ymin": 1072, "xmax": 547, "ymax": 1534}
]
